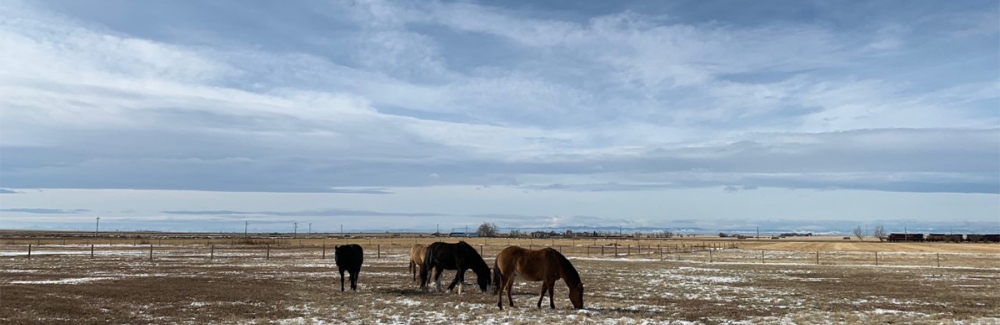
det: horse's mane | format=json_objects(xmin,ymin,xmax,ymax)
[
  {"xmin": 456, "ymin": 241, "xmax": 491, "ymax": 276},
  {"xmin": 551, "ymin": 249, "xmax": 581, "ymax": 286}
]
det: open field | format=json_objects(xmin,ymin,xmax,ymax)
[{"xmin": 2, "ymin": 234, "xmax": 999, "ymax": 324}]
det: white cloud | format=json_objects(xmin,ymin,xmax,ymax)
[{"xmin": 0, "ymin": 0, "xmax": 996, "ymax": 230}]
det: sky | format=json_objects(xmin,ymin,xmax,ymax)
[{"xmin": 1, "ymin": 0, "xmax": 998, "ymax": 234}]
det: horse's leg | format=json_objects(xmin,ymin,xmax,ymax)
[
  {"xmin": 350, "ymin": 270, "xmax": 358, "ymax": 291},
  {"xmin": 339, "ymin": 269, "xmax": 346, "ymax": 292},
  {"xmin": 536, "ymin": 282, "xmax": 549, "ymax": 308},
  {"xmin": 496, "ymin": 274, "xmax": 504, "ymax": 309},
  {"xmin": 409, "ymin": 260, "xmax": 415, "ymax": 281},
  {"xmin": 505, "ymin": 275, "xmax": 516, "ymax": 307},
  {"xmin": 548, "ymin": 280, "xmax": 556, "ymax": 309},
  {"xmin": 447, "ymin": 267, "xmax": 463, "ymax": 293},
  {"xmin": 434, "ymin": 267, "xmax": 444, "ymax": 292}
]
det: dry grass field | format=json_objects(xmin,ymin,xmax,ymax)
[{"xmin": 2, "ymin": 234, "xmax": 999, "ymax": 324}]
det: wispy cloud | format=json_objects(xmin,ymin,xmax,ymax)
[
  {"xmin": 1, "ymin": 208, "xmax": 89, "ymax": 214},
  {"xmin": 162, "ymin": 208, "xmax": 445, "ymax": 218},
  {"xmin": 0, "ymin": 1, "xmax": 996, "ymax": 231}
]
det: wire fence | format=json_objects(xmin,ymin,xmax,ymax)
[{"xmin": 4, "ymin": 239, "xmax": 997, "ymax": 269}]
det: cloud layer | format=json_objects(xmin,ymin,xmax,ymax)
[{"xmin": 1, "ymin": 0, "xmax": 997, "ymax": 198}]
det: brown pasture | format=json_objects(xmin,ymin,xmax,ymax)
[{"xmin": 2, "ymin": 232, "xmax": 999, "ymax": 324}]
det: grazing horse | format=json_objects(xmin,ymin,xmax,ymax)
[
  {"xmin": 494, "ymin": 246, "xmax": 584, "ymax": 310},
  {"xmin": 334, "ymin": 244, "xmax": 363, "ymax": 291},
  {"xmin": 408, "ymin": 244, "xmax": 427, "ymax": 281},
  {"xmin": 419, "ymin": 241, "xmax": 491, "ymax": 294}
]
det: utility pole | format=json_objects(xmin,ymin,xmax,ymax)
[
  {"xmin": 293, "ymin": 222, "xmax": 298, "ymax": 238},
  {"xmin": 245, "ymin": 221, "xmax": 249, "ymax": 238},
  {"xmin": 308, "ymin": 223, "xmax": 312, "ymax": 234},
  {"xmin": 95, "ymin": 217, "xmax": 100, "ymax": 237}
]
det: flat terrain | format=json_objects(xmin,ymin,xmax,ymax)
[{"xmin": 2, "ymin": 235, "xmax": 999, "ymax": 324}]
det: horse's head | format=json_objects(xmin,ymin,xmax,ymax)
[
  {"xmin": 569, "ymin": 282, "xmax": 584, "ymax": 309},
  {"xmin": 476, "ymin": 268, "xmax": 490, "ymax": 293}
]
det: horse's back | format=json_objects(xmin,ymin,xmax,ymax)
[
  {"xmin": 496, "ymin": 246, "xmax": 563, "ymax": 281},
  {"xmin": 335, "ymin": 244, "xmax": 364, "ymax": 270},
  {"xmin": 410, "ymin": 244, "xmax": 425, "ymax": 262}
]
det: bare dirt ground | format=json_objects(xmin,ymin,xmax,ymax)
[{"xmin": 2, "ymin": 236, "xmax": 999, "ymax": 324}]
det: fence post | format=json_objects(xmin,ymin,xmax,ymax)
[
  {"xmin": 378, "ymin": 244, "xmax": 381, "ymax": 259},
  {"xmin": 28, "ymin": 244, "xmax": 31, "ymax": 260},
  {"xmin": 875, "ymin": 251, "xmax": 878, "ymax": 266},
  {"xmin": 149, "ymin": 244, "xmax": 153, "ymax": 261},
  {"xmin": 91, "ymin": 244, "xmax": 95, "ymax": 259},
  {"xmin": 211, "ymin": 245, "xmax": 215, "ymax": 260},
  {"xmin": 936, "ymin": 253, "xmax": 940, "ymax": 267},
  {"xmin": 760, "ymin": 250, "xmax": 764, "ymax": 264},
  {"xmin": 322, "ymin": 244, "xmax": 326, "ymax": 259},
  {"xmin": 709, "ymin": 248, "xmax": 712, "ymax": 263},
  {"xmin": 587, "ymin": 246, "xmax": 590, "ymax": 257},
  {"xmin": 816, "ymin": 251, "xmax": 819, "ymax": 265},
  {"xmin": 601, "ymin": 245, "xmax": 604, "ymax": 256},
  {"xmin": 659, "ymin": 245, "xmax": 663, "ymax": 260},
  {"xmin": 480, "ymin": 245, "xmax": 484, "ymax": 256},
  {"xmin": 615, "ymin": 244, "xmax": 618, "ymax": 258},
  {"xmin": 627, "ymin": 245, "xmax": 630, "ymax": 256}
]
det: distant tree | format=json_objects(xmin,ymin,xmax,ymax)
[
  {"xmin": 476, "ymin": 222, "xmax": 498, "ymax": 237},
  {"xmin": 719, "ymin": 232, "xmax": 728, "ymax": 238},
  {"xmin": 853, "ymin": 226, "xmax": 864, "ymax": 240},
  {"xmin": 509, "ymin": 229, "xmax": 523, "ymax": 238},
  {"xmin": 873, "ymin": 225, "xmax": 887, "ymax": 242}
]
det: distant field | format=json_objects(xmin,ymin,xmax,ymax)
[{"xmin": 2, "ymin": 232, "xmax": 999, "ymax": 324}]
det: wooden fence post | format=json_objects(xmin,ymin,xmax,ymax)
[
  {"xmin": 709, "ymin": 248, "xmax": 712, "ymax": 263},
  {"xmin": 378, "ymin": 244, "xmax": 381, "ymax": 259},
  {"xmin": 815, "ymin": 251, "xmax": 819, "ymax": 265},
  {"xmin": 322, "ymin": 244, "xmax": 326, "ymax": 259},
  {"xmin": 615, "ymin": 244, "xmax": 618, "ymax": 258},
  {"xmin": 149, "ymin": 244, "xmax": 153, "ymax": 261},
  {"xmin": 601, "ymin": 246, "xmax": 604, "ymax": 256},
  {"xmin": 659, "ymin": 245, "xmax": 663, "ymax": 260},
  {"xmin": 91, "ymin": 244, "xmax": 94, "ymax": 259},
  {"xmin": 760, "ymin": 250, "xmax": 764, "ymax": 264},
  {"xmin": 27, "ymin": 244, "xmax": 31, "ymax": 260},
  {"xmin": 875, "ymin": 251, "xmax": 879, "ymax": 266},
  {"xmin": 211, "ymin": 245, "xmax": 214, "ymax": 260},
  {"xmin": 936, "ymin": 253, "xmax": 940, "ymax": 267},
  {"xmin": 587, "ymin": 246, "xmax": 590, "ymax": 257}
]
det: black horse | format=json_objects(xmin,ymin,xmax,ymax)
[
  {"xmin": 419, "ymin": 241, "xmax": 491, "ymax": 294},
  {"xmin": 334, "ymin": 244, "xmax": 363, "ymax": 291}
]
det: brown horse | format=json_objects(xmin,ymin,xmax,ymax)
[
  {"xmin": 408, "ymin": 244, "xmax": 425, "ymax": 281},
  {"xmin": 494, "ymin": 246, "xmax": 583, "ymax": 310}
]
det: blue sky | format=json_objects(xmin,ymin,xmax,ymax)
[{"xmin": 1, "ymin": 0, "xmax": 998, "ymax": 233}]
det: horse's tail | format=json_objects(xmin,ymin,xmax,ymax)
[
  {"xmin": 491, "ymin": 261, "xmax": 502, "ymax": 295},
  {"xmin": 419, "ymin": 244, "xmax": 436, "ymax": 288}
]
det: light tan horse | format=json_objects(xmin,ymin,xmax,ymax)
[
  {"xmin": 408, "ymin": 244, "xmax": 425, "ymax": 281},
  {"xmin": 494, "ymin": 246, "xmax": 584, "ymax": 310}
]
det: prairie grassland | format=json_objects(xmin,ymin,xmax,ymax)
[{"xmin": 2, "ymin": 240, "xmax": 998, "ymax": 325}]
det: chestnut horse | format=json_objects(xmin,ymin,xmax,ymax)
[
  {"xmin": 408, "ymin": 244, "xmax": 426, "ymax": 281},
  {"xmin": 494, "ymin": 246, "xmax": 584, "ymax": 310}
]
